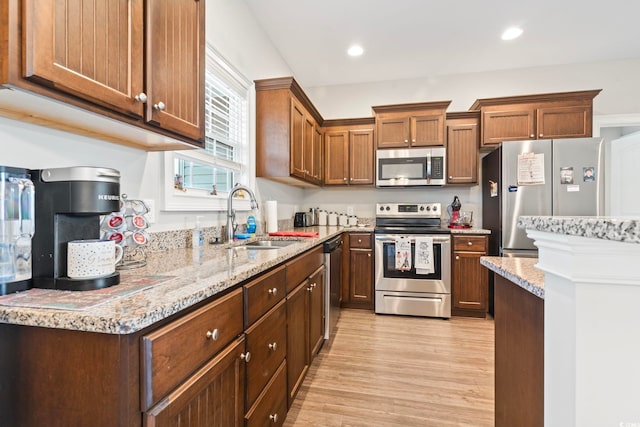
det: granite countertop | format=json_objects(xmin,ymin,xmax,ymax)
[
  {"xmin": 480, "ymin": 256, "xmax": 545, "ymax": 299},
  {"xmin": 449, "ymin": 227, "xmax": 491, "ymax": 235},
  {"xmin": 518, "ymin": 216, "xmax": 640, "ymax": 244},
  {"xmin": 0, "ymin": 226, "xmax": 344, "ymax": 335}
]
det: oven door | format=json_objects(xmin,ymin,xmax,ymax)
[{"xmin": 374, "ymin": 234, "xmax": 451, "ymax": 294}]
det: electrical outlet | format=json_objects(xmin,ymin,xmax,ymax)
[
  {"xmin": 346, "ymin": 206, "xmax": 354, "ymax": 216},
  {"xmin": 143, "ymin": 199, "xmax": 155, "ymax": 223}
]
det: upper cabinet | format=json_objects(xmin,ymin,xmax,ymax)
[
  {"xmin": 256, "ymin": 77, "xmax": 324, "ymax": 187},
  {"xmin": 323, "ymin": 118, "xmax": 375, "ymax": 186},
  {"xmin": 446, "ymin": 111, "xmax": 479, "ymax": 185},
  {"xmin": 372, "ymin": 101, "xmax": 451, "ymax": 149},
  {"xmin": 1, "ymin": 0, "xmax": 205, "ymax": 150},
  {"xmin": 470, "ymin": 90, "xmax": 601, "ymax": 150}
]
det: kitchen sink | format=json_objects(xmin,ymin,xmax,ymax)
[{"xmin": 242, "ymin": 240, "xmax": 299, "ymax": 249}]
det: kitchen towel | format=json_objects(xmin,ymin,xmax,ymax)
[
  {"xmin": 268, "ymin": 231, "xmax": 319, "ymax": 237},
  {"xmin": 395, "ymin": 237, "xmax": 412, "ymax": 271},
  {"xmin": 265, "ymin": 200, "xmax": 278, "ymax": 233},
  {"xmin": 414, "ymin": 237, "xmax": 434, "ymax": 275}
]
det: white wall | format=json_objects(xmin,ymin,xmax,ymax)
[
  {"xmin": 3, "ymin": 1, "xmax": 640, "ymax": 232},
  {"xmin": 607, "ymin": 131, "xmax": 640, "ymax": 216}
]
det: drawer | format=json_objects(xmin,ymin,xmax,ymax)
[
  {"xmin": 453, "ymin": 235, "xmax": 487, "ymax": 252},
  {"xmin": 245, "ymin": 360, "xmax": 287, "ymax": 427},
  {"xmin": 245, "ymin": 299, "xmax": 287, "ymax": 409},
  {"xmin": 286, "ymin": 245, "xmax": 323, "ymax": 292},
  {"xmin": 244, "ymin": 265, "xmax": 286, "ymax": 327},
  {"xmin": 349, "ymin": 233, "xmax": 372, "ymax": 249},
  {"xmin": 141, "ymin": 288, "xmax": 243, "ymax": 410}
]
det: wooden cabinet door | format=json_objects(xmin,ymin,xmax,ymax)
[
  {"xmin": 289, "ymin": 98, "xmax": 306, "ymax": 179},
  {"xmin": 145, "ymin": 336, "xmax": 246, "ymax": 427},
  {"xmin": 349, "ymin": 249, "xmax": 374, "ymax": 307},
  {"xmin": 324, "ymin": 130, "xmax": 349, "ymax": 185},
  {"xmin": 447, "ymin": 123, "xmax": 478, "ymax": 184},
  {"xmin": 286, "ymin": 280, "xmax": 309, "ymax": 407},
  {"xmin": 303, "ymin": 116, "xmax": 315, "ymax": 181},
  {"xmin": 536, "ymin": 105, "xmax": 592, "ymax": 139},
  {"xmin": 377, "ymin": 117, "xmax": 410, "ymax": 148},
  {"xmin": 411, "ymin": 114, "xmax": 445, "ymax": 146},
  {"xmin": 23, "ymin": 0, "xmax": 144, "ymax": 118},
  {"xmin": 312, "ymin": 125, "xmax": 324, "ymax": 184},
  {"xmin": 308, "ymin": 266, "xmax": 325, "ymax": 359},
  {"xmin": 146, "ymin": 0, "xmax": 205, "ymax": 141},
  {"xmin": 481, "ymin": 108, "xmax": 535, "ymax": 147},
  {"xmin": 349, "ymin": 129, "xmax": 374, "ymax": 185},
  {"xmin": 452, "ymin": 252, "xmax": 487, "ymax": 312}
]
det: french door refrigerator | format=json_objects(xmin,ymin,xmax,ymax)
[{"xmin": 482, "ymin": 137, "xmax": 606, "ymax": 257}]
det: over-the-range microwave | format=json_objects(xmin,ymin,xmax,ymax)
[{"xmin": 376, "ymin": 147, "xmax": 446, "ymax": 187}]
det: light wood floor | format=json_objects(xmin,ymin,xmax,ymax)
[{"xmin": 283, "ymin": 309, "xmax": 495, "ymax": 427}]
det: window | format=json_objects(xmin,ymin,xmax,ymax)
[{"xmin": 163, "ymin": 45, "xmax": 251, "ymax": 211}]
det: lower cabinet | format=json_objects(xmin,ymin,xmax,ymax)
[
  {"xmin": 144, "ymin": 336, "xmax": 246, "ymax": 427},
  {"xmin": 341, "ymin": 232, "xmax": 374, "ymax": 309},
  {"xmin": 245, "ymin": 361, "xmax": 288, "ymax": 427},
  {"xmin": 451, "ymin": 235, "xmax": 488, "ymax": 317}
]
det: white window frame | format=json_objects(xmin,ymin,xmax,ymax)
[{"xmin": 162, "ymin": 45, "xmax": 252, "ymax": 212}]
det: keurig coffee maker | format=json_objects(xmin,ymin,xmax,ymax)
[{"xmin": 31, "ymin": 167, "xmax": 121, "ymax": 291}]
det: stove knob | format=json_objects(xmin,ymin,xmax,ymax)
[
  {"xmin": 379, "ymin": 206, "xmax": 384, "ymax": 211},
  {"xmin": 426, "ymin": 206, "xmax": 431, "ymax": 211},
  {"xmin": 385, "ymin": 206, "xmax": 391, "ymax": 211},
  {"xmin": 419, "ymin": 206, "xmax": 425, "ymax": 211}
]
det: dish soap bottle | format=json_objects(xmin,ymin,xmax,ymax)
[
  {"xmin": 192, "ymin": 216, "xmax": 204, "ymax": 248},
  {"xmin": 246, "ymin": 215, "xmax": 257, "ymax": 237}
]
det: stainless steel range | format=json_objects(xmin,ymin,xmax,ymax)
[{"xmin": 374, "ymin": 203, "xmax": 451, "ymax": 318}]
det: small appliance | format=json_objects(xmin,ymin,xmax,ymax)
[
  {"xmin": 0, "ymin": 166, "xmax": 35, "ymax": 295},
  {"xmin": 31, "ymin": 166, "xmax": 121, "ymax": 291},
  {"xmin": 376, "ymin": 147, "xmax": 446, "ymax": 187},
  {"xmin": 294, "ymin": 211, "xmax": 313, "ymax": 227}
]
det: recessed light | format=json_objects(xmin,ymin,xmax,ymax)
[
  {"xmin": 347, "ymin": 45, "xmax": 364, "ymax": 57},
  {"xmin": 501, "ymin": 27, "xmax": 523, "ymax": 41}
]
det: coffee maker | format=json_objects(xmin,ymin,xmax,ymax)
[
  {"xmin": 0, "ymin": 167, "xmax": 35, "ymax": 295},
  {"xmin": 31, "ymin": 167, "xmax": 121, "ymax": 291}
]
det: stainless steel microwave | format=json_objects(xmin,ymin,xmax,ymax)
[{"xmin": 376, "ymin": 147, "xmax": 446, "ymax": 187}]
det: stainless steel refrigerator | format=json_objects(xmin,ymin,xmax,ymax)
[{"xmin": 482, "ymin": 137, "xmax": 606, "ymax": 257}]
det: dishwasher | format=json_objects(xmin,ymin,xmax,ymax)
[{"xmin": 323, "ymin": 235, "xmax": 342, "ymax": 344}]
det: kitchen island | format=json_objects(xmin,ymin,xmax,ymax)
[{"xmin": 0, "ymin": 226, "xmax": 344, "ymax": 427}]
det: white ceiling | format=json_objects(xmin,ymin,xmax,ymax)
[{"xmin": 244, "ymin": 0, "xmax": 640, "ymax": 88}]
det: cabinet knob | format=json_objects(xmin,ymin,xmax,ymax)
[
  {"xmin": 311, "ymin": 282, "xmax": 317, "ymax": 288},
  {"xmin": 307, "ymin": 287, "xmax": 312, "ymax": 292},
  {"xmin": 412, "ymin": 139, "xmax": 416, "ymax": 143},
  {"xmin": 134, "ymin": 93, "xmax": 147, "ymax": 103},
  {"xmin": 368, "ymin": 253, "xmax": 371, "ymax": 257},
  {"xmin": 539, "ymin": 133, "xmax": 544, "ymax": 138},
  {"xmin": 530, "ymin": 134, "xmax": 535, "ymax": 138},
  {"xmin": 269, "ymin": 414, "xmax": 279, "ymax": 423},
  {"xmin": 268, "ymin": 342, "xmax": 278, "ymax": 351},
  {"xmin": 449, "ymin": 176, "xmax": 453, "ymax": 179},
  {"xmin": 350, "ymin": 177, "xmax": 353, "ymax": 181},
  {"xmin": 468, "ymin": 241, "xmax": 473, "ymax": 246},
  {"xmin": 268, "ymin": 287, "xmax": 278, "ymax": 295},
  {"xmin": 153, "ymin": 101, "xmax": 166, "ymax": 111},
  {"xmin": 205, "ymin": 328, "xmax": 219, "ymax": 340},
  {"xmin": 343, "ymin": 177, "xmax": 347, "ymax": 181},
  {"xmin": 456, "ymin": 255, "xmax": 460, "ymax": 260},
  {"xmin": 358, "ymin": 239, "xmax": 362, "ymax": 243},
  {"xmin": 404, "ymin": 139, "xmax": 409, "ymax": 143},
  {"xmin": 240, "ymin": 352, "xmax": 251, "ymax": 363}
]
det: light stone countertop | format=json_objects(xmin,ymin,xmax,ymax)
[
  {"xmin": 518, "ymin": 216, "xmax": 640, "ymax": 244},
  {"xmin": 480, "ymin": 256, "xmax": 545, "ymax": 299},
  {"xmin": 0, "ymin": 226, "xmax": 344, "ymax": 334},
  {"xmin": 449, "ymin": 227, "xmax": 491, "ymax": 235}
]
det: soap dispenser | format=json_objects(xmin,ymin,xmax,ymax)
[{"xmin": 192, "ymin": 216, "xmax": 204, "ymax": 248}]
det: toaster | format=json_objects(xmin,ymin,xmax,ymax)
[{"xmin": 294, "ymin": 211, "xmax": 314, "ymax": 227}]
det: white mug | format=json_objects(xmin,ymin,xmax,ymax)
[{"xmin": 67, "ymin": 239, "xmax": 124, "ymax": 279}]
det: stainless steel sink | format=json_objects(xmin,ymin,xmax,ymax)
[{"xmin": 243, "ymin": 240, "xmax": 298, "ymax": 249}]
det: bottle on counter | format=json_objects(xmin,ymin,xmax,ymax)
[
  {"xmin": 339, "ymin": 213, "xmax": 348, "ymax": 226},
  {"xmin": 348, "ymin": 215, "xmax": 358, "ymax": 227},
  {"xmin": 318, "ymin": 209, "xmax": 328, "ymax": 226},
  {"xmin": 328, "ymin": 211, "xmax": 338, "ymax": 226},
  {"xmin": 192, "ymin": 216, "xmax": 204, "ymax": 248}
]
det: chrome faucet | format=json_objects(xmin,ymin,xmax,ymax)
[{"xmin": 227, "ymin": 183, "xmax": 258, "ymax": 242}]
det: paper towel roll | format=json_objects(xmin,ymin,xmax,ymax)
[{"xmin": 265, "ymin": 200, "xmax": 278, "ymax": 233}]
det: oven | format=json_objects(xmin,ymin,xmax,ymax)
[{"xmin": 374, "ymin": 203, "xmax": 451, "ymax": 318}]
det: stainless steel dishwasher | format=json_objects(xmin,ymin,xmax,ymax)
[{"xmin": 323, "ymin": 235, "xmax": 342, "ymax": 344}]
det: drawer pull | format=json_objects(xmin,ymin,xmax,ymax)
[
  {"xmin": 456, "ymin": 255, "xmax": 460, "ymax": 260},
  {"xmin": 268, "ymin": 342, "xmax": 278, "ymax": 351},
  {"xmin": 358, "ymin": 239, "xmax": 362, "ymax": 243},
  {"xmin": 307, "ymin": 286, "xmax": 312, "ymax": 292},
  {"xmin": 468, "ymin": 241, "xmax": 473, "ymax": 246},
  {"xmin": 205, "ymin": 329, "xmax": 219, "ymax": 341},
  {"xmin": 240, "ymin": 352, "xmax": 251, "ymax": 363},
  {"xmin": 270, "ymin": 413, "xmax": 279, "ymax": 423},
  {"xmin": 268, "ymin": 287, "xmax": 278, "ymax": 295}
]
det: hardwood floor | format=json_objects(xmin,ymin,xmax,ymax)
[{"xmin": 284, "ymin": 309, "xmax": 495, "ymax": 427}]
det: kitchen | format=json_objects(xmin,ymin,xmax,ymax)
[{"xmin": 1, "ymin": 0, "xmax": 640, "ymax": 426}]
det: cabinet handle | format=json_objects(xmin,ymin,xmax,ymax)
[
  {"xmin": 530, "ymin": 134, "xmax": 535, "ymax": 138},
  {"xmin": 358, "ymin": 239, "xmax": 362, "ymax": 243},
  {"xmin": 268, "ymin": 342, "xmax": 278, "ymax": 351},
  {"xmin": 134, "ymin": 93, "xmax": 147, "ymax": 103},
  {"xmin": 350, "ymin": 177, "xmax": 353, "ymax": 181},
  {"xmin": 412, "ymin": 139, "xmax": 416, "ymax": 143},
  {"xmin": 205, "ymin": 328, "xmax": 219, "ymax": 340},
  {"xmin": 456, "ymin": 255, "xmax": 460, "ymax": 260},
  {"xmin": 240, "ymin": 352, "xmax": 251, "ymax": 363},
  {"xmin": 368, "ymin": 253, "xmax": 371, "ymax": 257},
  {"xmin": 307, "ymin": 286, "xmax": 312, "ymax": 292},
  {"xmin": 404, "ymin": 139, "xmax": 409, "ymax": 143},
  {"xmin": 539, "ymin": 133, "xmax": 544, "ymax": 138},
  {"xmin": 468, "ymin": 241, "xmax": 473, "ymax": 246},
  {"xmin": 343, "ymin": 177, "xmax": 347, "ymax": 181},
  {"xmin": 153, "ymin": 101, "xmax": 166, "ymax": 111},
  {"xmin": 270, "ymin": 413, "xmax": 279, "ymax": 423},
  {"xmin": 310, "ymin": 282, "xmax": 317, "ymax": 288},
  {"xmin": 449, "ymin": 176, "xmax": 453, "ymax": 179},
  {"xmin": 268, "ymin": 287, "xmax": 278, "ymax": 295}
]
